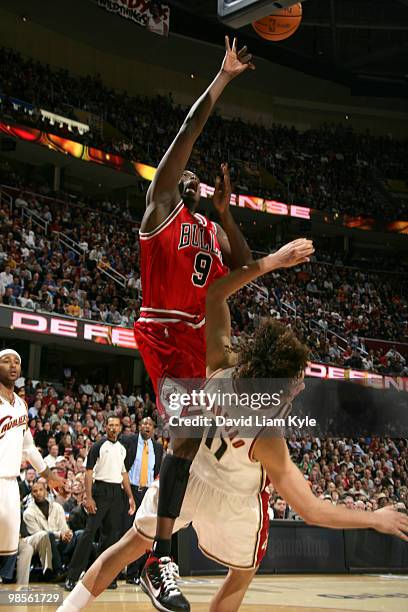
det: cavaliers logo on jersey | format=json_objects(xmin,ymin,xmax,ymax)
[{"xmin": 0, "ymin": 414, "xmax": 28, "ymax": 440}]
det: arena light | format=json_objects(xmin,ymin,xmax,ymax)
[
  {"xmin": 217, "ymin": 0, "xmax": 302, "ymax": 28},
  {"xmin": 1, "ymin": 121, "xmax": 408, "ymax": 234}
]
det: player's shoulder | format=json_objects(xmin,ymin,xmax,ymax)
[{"xmin": 140, "ymin": 195, "xmax": 184, "ymax": 237}]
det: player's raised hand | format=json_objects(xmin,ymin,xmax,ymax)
[
  {"xmin": 273, "ymin": 239, "xmax": 314, "ymax": 269},
  {"xmin": 213, "ymin": 163, "xmax": 232, "ymax": 216},
  {"xmin": 222, "ymin": 36, "xmax": 255, "ymax": 78},
  {"xmin": 373, "ymin": 506, "xmax": 408, "ymax": 542}
]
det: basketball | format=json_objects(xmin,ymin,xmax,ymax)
[{"xmin": 252, "ymin": 2, "xmax": 302, "ymax": 42}]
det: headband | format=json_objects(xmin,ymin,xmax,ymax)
[{"xmin": 0, "ymin": 349, "xmax": 22, "ymax": 363}]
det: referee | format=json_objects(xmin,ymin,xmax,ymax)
[{"xmin": 65, "ymin": 413, "xmax": 135, "ymax": 591}]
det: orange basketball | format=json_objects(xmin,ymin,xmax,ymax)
[{"xmin": 252, "ymin": 2, "xmax": 302, "ymax": 42}]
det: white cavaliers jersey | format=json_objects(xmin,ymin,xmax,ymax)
[
  {"xmin": 0, "ymin": 393, "xmax": 28, "ymax": 478},
  {"xmin": 191, "ymin": 368, "xmax": 268, "ymax": 498}
]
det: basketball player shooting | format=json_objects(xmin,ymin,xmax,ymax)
[
  {"xmin": 57, "ymin": 237, "xmax": 408, "ymax": 612},
  {"xmin": 0, "ymin": 349, "xmax": 65, "ymax": 574},
  {"xmin": 133, "ymin": 35, "xmax": 255, "ymax": 611}
]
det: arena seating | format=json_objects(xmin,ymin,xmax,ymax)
[
  {"xmin": 1, "ymin": 178, "xmax": 407, "ymax": 373},
  {"xmin": 18, "ymin": 376, "xmax": 407, "ymax": 522},
  {"xmin": 1, "ymin": 47, "xmax": 407, "ymax": 220}
]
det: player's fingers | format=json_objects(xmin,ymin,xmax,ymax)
[
  {"xmin": 232, "ymin": 37, "xmax": 237, "ymax": 52},
  {"xmin": 396, "ymin": 529, "xmax": 408, "ymax": 542},
  {"xmin": 225, "ymin": 35, "xmax": 231, "ymax": 51},
  {"xmin": 215, "ymin": 175, "xmax": 222, "ymax": 189},
  {"xmin": 239, "ymin": 54, "xmax": 253, "ymax": 65},
  {"xmin": 238, "ymin": 45, "xmax": 248, "ymax": 56},
  {"xmin": 299, "ymin": 244, "xmax": 314, "ymax": 254},
  {"xmin": 297, "ymin": 249, "xmax": 313, "ymax": 260},
  {"xmin": 398, "ymin": 516, "xmax": 408, "ymax": 531},
  {"xmin": 296, "ymin": 257, "xmax": 310, "ymax": 265}
]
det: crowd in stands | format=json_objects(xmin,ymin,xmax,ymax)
[
  {"xmin": 1, "ymin": 372, "xmax": 403, "ymax": 585},
  {"xmin": 0, "ymin": 175, "xmax": 142, "ymax": 328},
  {"xmin": 10, "ymin": 374, "xmax": 407, "ymax": 583},
  {"xmin": 1, "ymin": 171, "xmax": 407, "ymax": 373},
  {"xmin": 1, "ymin": 47, "xmax": 407, "ymax": 220},
  {"xmin": 269, "ymin": 436, "xmax": 408, "ymax": 518},
  {"xmin": 1, "ymin": 44, "xmax": 408, "ymax": 588}
]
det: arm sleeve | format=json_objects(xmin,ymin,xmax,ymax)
[{"xmin": 22, "ymin": 429, "xmax": 47, "ymax": 474}]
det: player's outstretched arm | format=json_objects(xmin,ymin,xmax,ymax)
[
  {"xmin": 254, "ymin": 437, "xmax": 408, "ymax": 542},
  {"xmin": 206, "ymin": 238, "xmax": 314, "ymax": 373},
  {"xmin": 146, "ymin": 37, "xmax": 254, "ymax": 216},
  {"xmin": 213, "ymin": 163, "xmax": 253, "ymax": 269}
]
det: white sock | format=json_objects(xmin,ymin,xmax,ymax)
[{"xmin": 57, "ymin": 582, "xmax": 95, "ymax": 612}]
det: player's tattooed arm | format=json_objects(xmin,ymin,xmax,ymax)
[
  {"xmin": 213, "ymin": 163, "xmax": 252, "ymax": 269},
  {"xmin": 146, "ymin": 37, "xmax": 254, "ymax": 214}
]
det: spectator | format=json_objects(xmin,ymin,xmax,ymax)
[
  {"xmin": 44, "ymin": 444, "xmax": 59, "ymax": 469},
  {"xmin": 271, "ymin": 496, "xmax": 288, "ymax": 519},
  {"xmin": 23, "ymin": 482, "xmax": 78, "ymax": 576},
  {"xmin": 120, "ymin": 417, "xmax": 163, "ymax": 585}
]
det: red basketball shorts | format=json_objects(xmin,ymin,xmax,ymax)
[{"xmin": 134, "ymin": 320, "xmax": 206, "ymax": 417}]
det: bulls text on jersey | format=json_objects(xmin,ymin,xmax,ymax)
[{"xmin": 178, "ymin": 223, "xmax": 221, "ymax": 260}]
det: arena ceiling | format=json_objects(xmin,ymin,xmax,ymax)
[
  {"xmin": 2, "ymin": 0, "xmax": 407, "ymax": 99},
  {"xmin": 167, "ymin": 0, "xmax": 408, "ymax": 97}
]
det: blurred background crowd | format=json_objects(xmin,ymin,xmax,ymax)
[
  {"xmin": 1, "ymin": 178, "xmax": 407, "ymax": 374},
  {"xmin": 0, "ymin": 35, "xmax": 407, "ymax": 586},
  {"xmin": 1, "ymin": 46, "xmax": 407, "ymax": 220}
]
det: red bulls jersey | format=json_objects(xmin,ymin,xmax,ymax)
[{"xmin": 138, "ymin": 201, "xmax": 228, "ymax": 326}]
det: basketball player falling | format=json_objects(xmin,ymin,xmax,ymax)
[
  {"xmin": 132, "ymin": 36, "xmax": 254, "ymax": 611},
  {"xmin": 58, "ymin": 238, "xmax": 408, "ymax": 612},
  {"xmin": 0, "ymin": 350, "xmax": 64, "ymax": 574}
]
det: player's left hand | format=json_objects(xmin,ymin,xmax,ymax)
[
  {"xmin": 128, "ymin": 496, "xmax": 136, "ymax": 516},
  {"xmin": 47, "ymin": 473, "xmax": 66, "ymax": 491},
  {"xmin": 213, "ymin": 163, "xmax": 232, "ymax": 216},
  {"xmin": 222, "ymin": 36, "xmax": 255, "ymax": 78}
]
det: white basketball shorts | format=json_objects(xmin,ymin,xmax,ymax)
[{"xmin": 134, "ymin": 472, "xmax": 269, "ymax": 570}]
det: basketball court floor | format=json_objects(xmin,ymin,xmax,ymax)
[{"xmin": 6, "ymin": 574, "xmax": 408, "ymax": 611}]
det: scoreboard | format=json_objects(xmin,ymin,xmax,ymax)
[{"xmin": 217, "ymin": 0, "xmax": 301, "ymax": 28}]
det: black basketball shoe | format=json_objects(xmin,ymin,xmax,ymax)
[{"xmin": 140, "ymin": 555, "xmax": 190, "ymax": 612}]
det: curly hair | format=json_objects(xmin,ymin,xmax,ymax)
[{"xmin": 233, "ymin": 319, "xmax": 309, "ymax": 379}]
